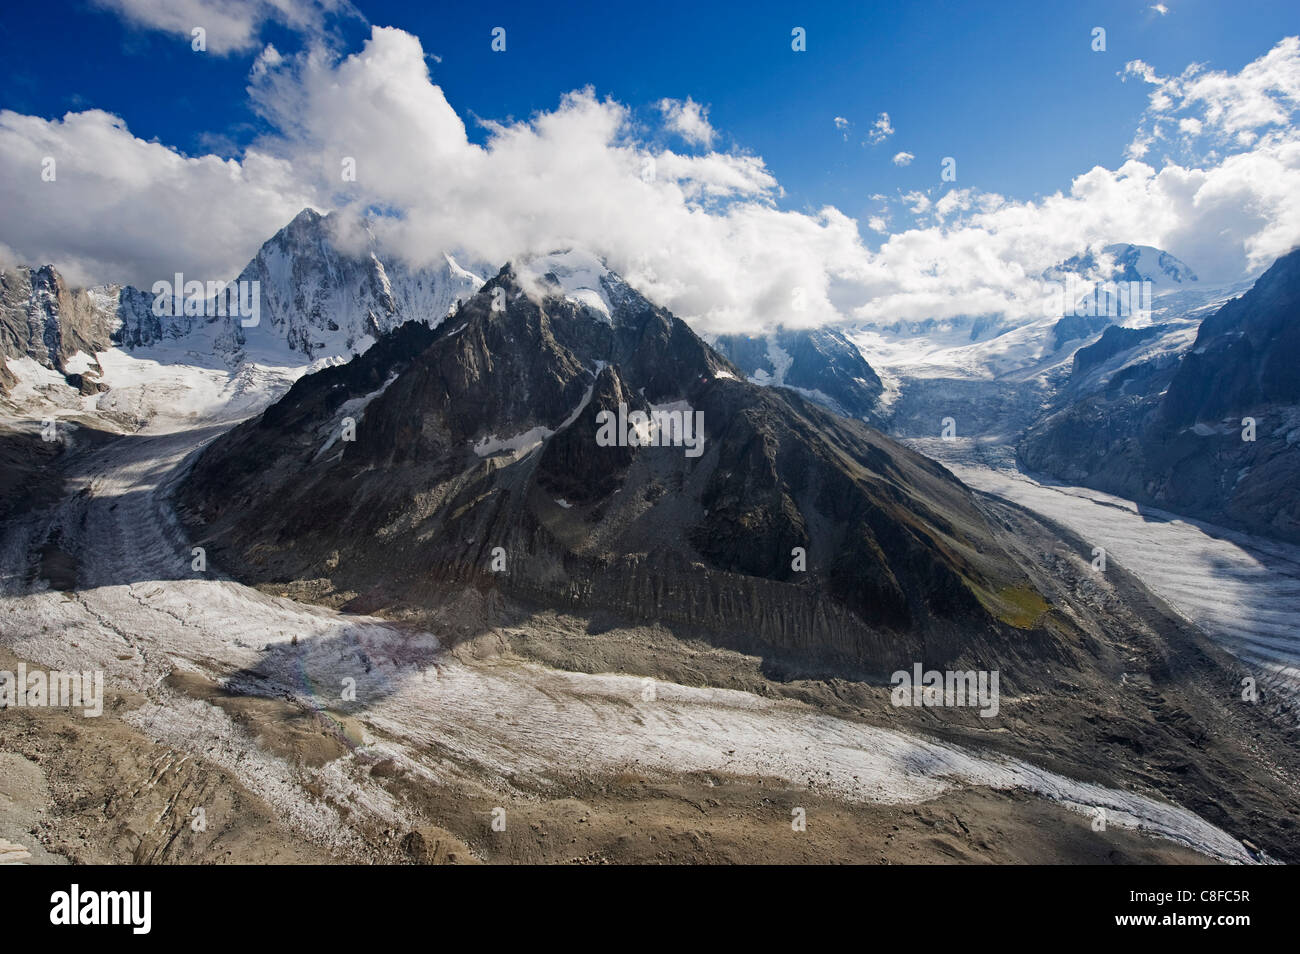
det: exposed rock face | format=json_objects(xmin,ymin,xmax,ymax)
[
  {"xmin": 1071, "ymin": 324, "xmax": 1165, "ymax": 376},
  {"xmin": 179, "ymin": 259, "xmax": 1067, "ymax": 675},
  {"xmin": 535, "ymin": 366, "xmax": 642, "ymax": 503},
  {"xmin": 0, "ymin": 265, "xmax": 120, "ymax": 393},
  {"xmin": 1162, "ymin": 250, "xmax": 1300, "ymax": 425},
  {"xmin": 1051, "ymin": 314, "xmax": 1113, "ymax": 351},
  {"xmin": 1020, "ymin": 248, "xmax": 1300, "ymax": 542},
  {"xmin": 711, "ymin": 327, "xmax": 884, "ymax": 423}
]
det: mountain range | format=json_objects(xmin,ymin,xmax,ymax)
[
  {"xmin": 1021, "ymin": 248, "xmax": 1300, "ymax": 541},
  {"xmin": 174, "ymin": 253, "xmax": 1068, "ymax": 676},
  {"xmin": 6, "ymin": 217, "xmax": 1293, "ymax": 553},
  {"xmin": 0, "ymin": 208, "xmax": 483, "ymax": 400},
  {"xmin": 4, "ymin": 211, "xmax": 1300, "ymax": 864}
]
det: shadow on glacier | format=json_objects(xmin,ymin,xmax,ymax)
[{"xmin": 222, "ymin": 618, "xmax": 445, "ymax": 715}]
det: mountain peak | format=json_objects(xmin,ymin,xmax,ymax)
[
  {"xmin": 287, "ymin": 206, "xmax": 326, "ymax": 228},
  {"xmin": 218, "ymin": 211, "xmax": 486, "ymax": 360},
  {"xmin": 515, "ymin": 248, "xmax": 617, "ymax": 323},
  {"xmin": 1101, "ymin": 243, "xmax": 1198, "ymax": 285},
  {"xmin": 1051, "ymin": 243, "xmax": 1198, "ymax": 289},
  {"xmin": 180, "ymin": 258, "xmax": 1055, "ymax": 665}
]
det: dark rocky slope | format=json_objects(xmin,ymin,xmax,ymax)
[
  {"xmin": 179, "ymin": 261, "xmax": 1071, "ymax": 678},
  {"xmin": 171, "ymin": 259, "xmax": 1300, "ymax": 861}
]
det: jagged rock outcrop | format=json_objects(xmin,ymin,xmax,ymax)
[
  {"xmin": 0, "ymin": 265, "xmax": 118, "ymax": 393},
  {"xmin": 215, "ymin": 208, "xmax": 486, "ymax": 359},
  {"xmin": 0, "ymin": 209, "xmax": 487, "ymax": 396}
]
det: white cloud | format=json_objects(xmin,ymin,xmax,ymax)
[
  {"xmin": 901, "ymin": 190, "xmax": 931, "ymax": 214},
  {"xmin": 867, "ymin": 112, "xmax": 894, "ymax": 145},
  {"xmin": 243, "ymin": 31, "xmax": 1300, "ymax": 317},
  {"xmin": 892, "ymin": 151, "xmax": 914, "ymax": 166},
  {"xmin": 834, "ymin": 116, "xmax": 850, "ymax": 141},
  {"xmin": 1151, "ymin": 4, "xmax": 1169, "ymax": 15},
  {"xmin": 1125, "ymin": 36, "xmax": 1300, "ymax": 149},
  {"xmin": 656, "ymin": 97, "xmax": 715, "ymax": 148},
  {"xmin": 93, "ymin": 0, "xmax": 359, "ymax": 55},
  {"xmin": 1, "ymin": 28, "xmax": 1298, "ymax": 335},
  {"xmin": 0, "ymin": 108, "xmax": 315, "ymax": 287}
]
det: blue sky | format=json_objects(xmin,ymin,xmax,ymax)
[
  {"xmin": 4, "ymin": 0, "xmax": 1294, "ymax": 227},
  {"xmin": 2, "ymin": 1, "xmax": 1298, "ymax": 330}
]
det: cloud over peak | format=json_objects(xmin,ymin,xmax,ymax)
[{"xmin": 2, "ymin": 26, "xmax": 1299, "ymax": 334}]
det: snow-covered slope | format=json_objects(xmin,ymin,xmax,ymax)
[
  {"xmin": 1020, "ymin": 248, "xmax": 1300, "ymax": 544},
  {"xmin": 222, "ymin": 209, "xmax": 486, "ymax": 360},
  {"xmin": 1056, "ymin": 243, "xmax": 1200, "ymax": 289},
  {"xmin": 849, "ymin": 245, "xmax": 1254, "ymax": 439},
  {"xmin": 709, "ymin": 327, "xmax": 885, "ymax": 422},
  {"xmin": 516, "ymin": 248, "xmax": 618, "ymax": 323},
  {"xmin": 0, "ymin": 415, "xmax": 1263, "ymax": 862}
]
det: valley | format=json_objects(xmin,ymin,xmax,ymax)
[{"xmin": 0, "ymin": 400, "xmax": 1286, "ymax": 864}]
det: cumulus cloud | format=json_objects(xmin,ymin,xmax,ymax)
[
  {"xmin": 656, "ymin": 97, "xmax": 715, "ymax": 148},
  {"xmin": 834, "ymin": 116, "xmax": 850, "ymax": 141},
  {"xmin": 93, "ymin": 0, "xmax": 359, "ymax": 55},
  {"xmin": 1, "ymin": 26, "xmax": 1298, "ymax": 334},
  {"xmin": 239, "ymin": 30, "xmax": 1300, "ymax": 318},
  {"xmin": 867, "ymin": 112, "xmax": 894, "ymax": 145},
  {"xmin": 0, "ymin": 108, "xmax": 315, "ymax": 287},
  {"xmin": 892, "ymin": 151, "xmax": 914, "ymax": 166}
]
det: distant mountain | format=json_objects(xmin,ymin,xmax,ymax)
[
  {"xmin": 1020, "ymin": 247, "xmax": 1300, "ymax": 542},
  {"xmin": 710, "ymin": 327, "xmax": 885, "ymax": 423},
  {"xmin": 0, "ymin": 209, "xmax": 486, "ymax": 398},
  {"xmin": 1053, "ymin": 243, "xmax": 1199, "ymax": 289},
  {"xmin": 118, "ymin": 208, "xmax": 486, "ymax": 362},
  {"xmin": 851, "ymin": 244, "xmax": 1241, "ymax": 441},
  {"xmin": 178, "ymin": 254, "xmax": 1069, "ymax": 674}
]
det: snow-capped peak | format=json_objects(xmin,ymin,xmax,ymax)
[
  {"xmin": 218, "ymin": 208, "xmax": 489, "ymax": 360},
  {"xmin": 1100, "ymin": 244, "xmax": 1198, "ymax": 288},
  {"xmin": 1050, "ymin": 243, "xmax": 1198, "ymax": 295},
  {"xmin": 517, "ymin": 248, "xmax": 615, "ymax": 322}
]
